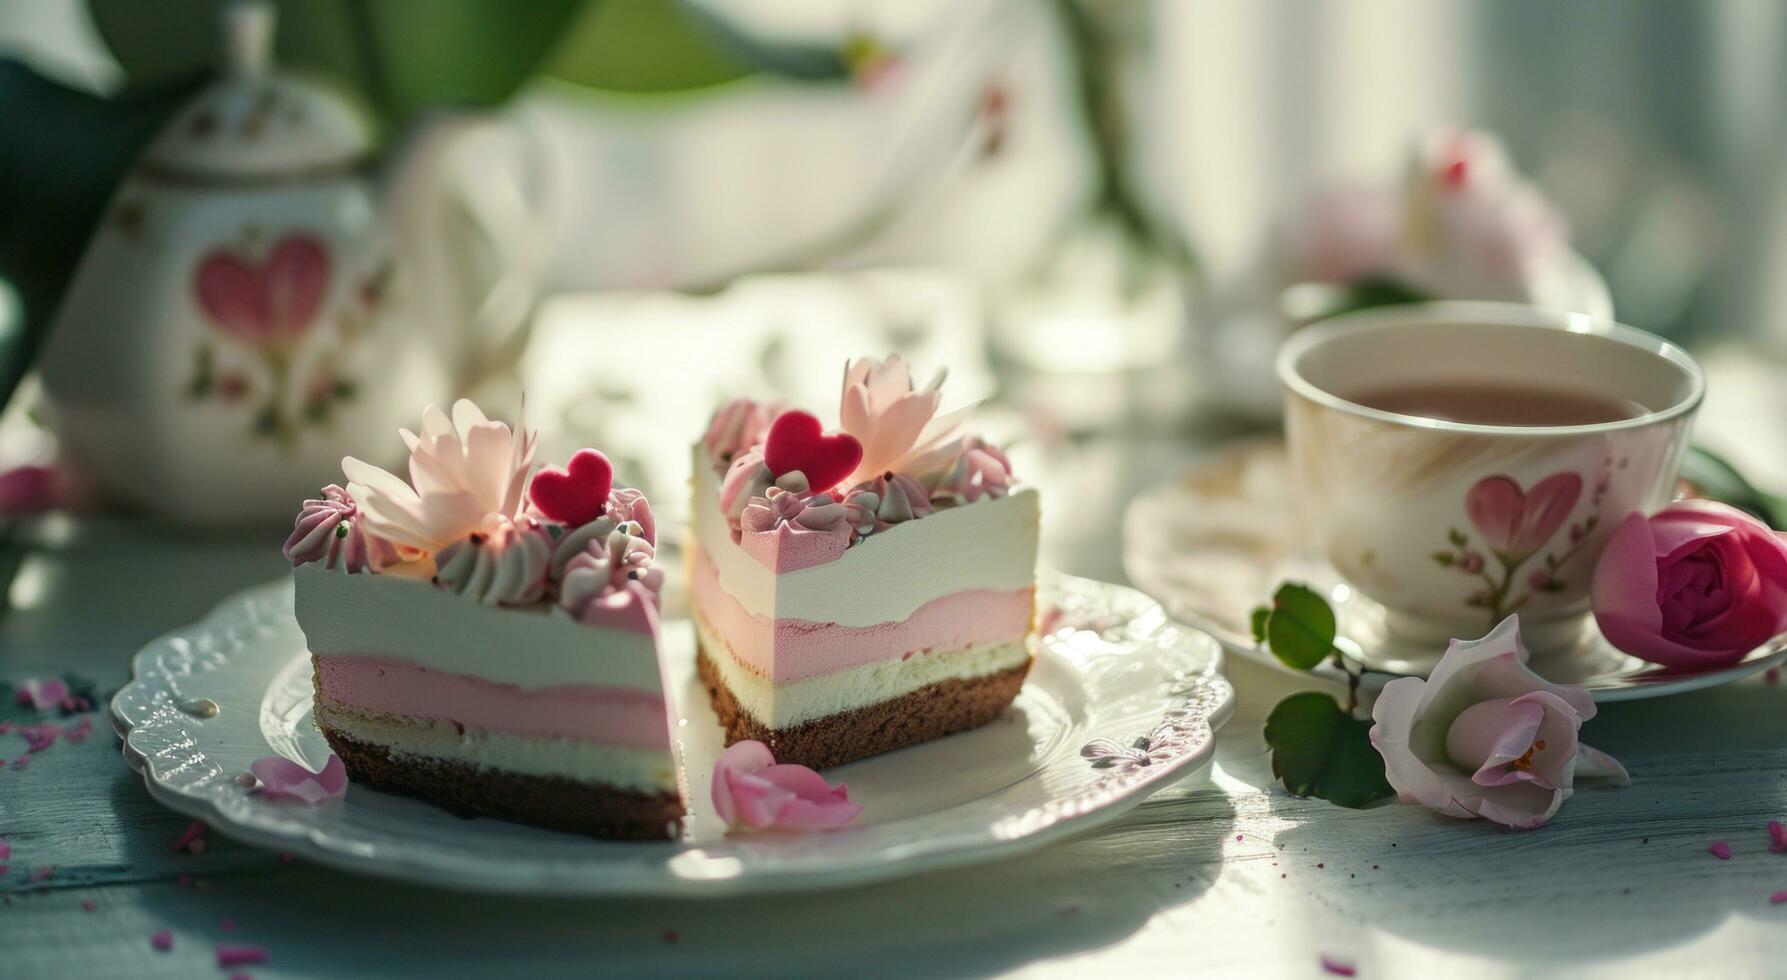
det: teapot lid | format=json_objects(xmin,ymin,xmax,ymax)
[{"xmin": 141, "ymin": 0, "xmax": 375, "ymax": 182}]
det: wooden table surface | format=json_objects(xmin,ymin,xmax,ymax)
[{"xmin": 3, "ymin": 435, "xmax": 1786, "ymax": 979}]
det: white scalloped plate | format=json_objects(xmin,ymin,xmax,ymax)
[{"xmin": 111, "ymin": 573, "xmax": 1233, "ymax": 897}]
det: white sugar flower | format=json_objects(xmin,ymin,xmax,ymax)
[
  {"xmin": 839, "ymin": 355, "xmax": 973, "ymax": 486},
  {"xmin": 342, "ymin": 399, "xmax": 537, "ymax": 555}
]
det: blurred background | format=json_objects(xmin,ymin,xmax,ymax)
[{"xmin": 1, "ymin": 0, "xmax": 1784, "ymax": 573}]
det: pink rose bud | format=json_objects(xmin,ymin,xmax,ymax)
[
  {"xmin": 1591, "ymin": 500, "xmax": 1787, "ymax": 670},
  {"xmin": 1459, "ymin": 551, "xmax": 1485, "ymax": 574}
]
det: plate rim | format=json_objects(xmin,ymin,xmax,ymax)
[
  {"xmin": 111, "ymin": 573, "xmax": 1235, "ymax": 898},
  {"xmin": 1121, "ymin": 441, "xmax": 1787, "ymax": 703}
]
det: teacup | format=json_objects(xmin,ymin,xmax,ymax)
[{"xmin": 1276, "ymin": 302, "xmax": 1705, "ymax": 661}]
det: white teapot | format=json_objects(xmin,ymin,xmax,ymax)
[{"xmin": 39, "ymin": 1, "xmax": 550, "ymax": 526}]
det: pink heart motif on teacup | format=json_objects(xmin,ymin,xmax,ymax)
[
  {"xmin": 193, "ymin": 232, "xmax": 331, "ymax": 348},
  {"xmin": 1465, "ymin": 472, "xmax": 1584, "ymax": 563}
]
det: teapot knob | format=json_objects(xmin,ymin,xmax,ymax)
[{"xmin": 222, "ymin": 0, "xmax": 275, "ymax": 78}]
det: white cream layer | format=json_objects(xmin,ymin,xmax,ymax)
[
  {"xmin": 690, "ymin": 445, "xmax": 1041, "ymax": 626},
  {"xmin": 316, "ymin": 701, "xmax": 678, "ymax": 793},
  {"xmin": 294, "ymin": 563, "xmax": 665, "ymax": 693},
  {"xmin": 695, "ymin": 614, "xmax": 1031, "ymax": 729}
]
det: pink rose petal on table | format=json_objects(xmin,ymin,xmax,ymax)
[
  {"xmin": 151, "ymin": 930, "xmax": 173, "ymax": 952},
  {"xmin": 1710, "ymin": 841, "xmax": 1733, "ymax": 860},
  {"xmin": 217, "ymin": 944, "xmax": 269, "ymax": 968},
  {"xmin": 173, "ymin": 821, "xmax": 206, "ymax": 852},
  {"xmin": 1772, "ymin": 891, "xmax": 1787, "ymax": 905},
  {"xmin": 20, "ymin": 723, "xmax": 58, "ymax": 752},
  {"xmin": 1321, "ymin": 955, "xmax": 1358, "ymax": 976},
  {"xmin": 0, "ymin": 839, "xmax": 11, "ymax": 860},
  {"xmin": 1770, "ymin": 820, "xmax": 1787, "ymax": 853},
  {"xmin": 15, "ymin": 677, "xmax": 68, "ymax": 711},
  {"xmin": 711, "ymin": 740, "xmax": 862, "ymax": 831},
  {"xmin": 250, "ymin": 755, "xmax": 347, "ymax": 805}
]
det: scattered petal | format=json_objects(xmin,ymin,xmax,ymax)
[
  {"xmin": 1771, "ymin": 891, "xmax": 1787, "ymax": 905},
  {"xmin": 15, "ymin": 677, "xmax": 69, "ymax": 711},
  {"xmin": 250, "ymin": 754, "xmax": 347, "ymax": 805},
  {"xmin": 1321, "ymin": 955, "xmax": 1358, "ymax": 976},
  {"xmin": 20, "ymin": 724, "xmax": 58, "ymax": 752},
  {"xmin": 151, "ymin": 930, "xmax": 173, "ymax": 952},
  {"xmin": 0, "ymin": 839, "xmax": 9, "ymax": 859},
  {"xmin": 81, "ymin": 900, "xmax": 95, "ymax": 912},
  {"xmin": 216, "ymin": 944, "xmax": 269, "ymax": 968},
  {"xmin": 711, "ymin": 740, "xmax": 861, "ymax": 832},
  {"xmin": 173, "ymin": 821, "xmax": 206, "ymax": 852},
  {"xmin": 1770, "ymin": 821, "xmax": 1787, "ymax": 854},
  {"xmin": 11, "ymin": 755, "xmax": 28, "ymax": 770},
  {"xmin": 1710, "ymin": 841, "xmax": 1733, "ymax": 860}
]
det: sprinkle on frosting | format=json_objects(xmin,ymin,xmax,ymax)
[
  {"xmin": 433, "ymin": 515, "xmax": 554, "ymax": 606},
  {"xmin": 283, "ymin": 485, "xmax": 399, "ymax": 572}
]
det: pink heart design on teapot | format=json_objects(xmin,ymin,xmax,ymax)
[
  {"xmin": 193, "ymin": 232, "xmax": 331, "ymax": 348},
  {"xmin": 1465, "ymin": 471, "xmax": 1584, "ymax": 563}
]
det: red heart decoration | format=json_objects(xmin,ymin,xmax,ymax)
[
  {"xmin": 764, "ymin": 410, "xmax": 862, "ymax": 493},
  {"xmin": 529, "ymin": 449, "xmax": 614, "ymax": 526}
]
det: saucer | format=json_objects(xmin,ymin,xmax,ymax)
[{"xmin": 1123, "ymin": 440, "xmax": 1787, "ymax": 702}]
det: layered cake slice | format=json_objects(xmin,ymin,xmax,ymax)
[
  {"xmin": 691, "ymin": 356, "xmax": 1039, "ymax": 769},
  {"xmin": 286, "ymin": 400, "xmax": 684, "ymax": 839}
]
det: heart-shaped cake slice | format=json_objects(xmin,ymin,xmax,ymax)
[
  {"xmin": 529, "ymin": 448, "xmax": 614, "ymax": 526},
  {"xmin": 763, "ymin": 411, "xmax": 862, "ymax": 494}
]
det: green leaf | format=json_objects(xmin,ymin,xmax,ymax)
[
  {"xmin": 1249, "ymin": 606, "xmax": 1270, "ymax": 644},
  {"xmin": 1264, "ymin": 692, "xmax": 1393, "ymax": 809},
  {"xmin": 91, "ymin": 0, "xmax": 581, "ymax": 127},
  {"xmin": 1263, "ymin": 582, "xmax": 1336, "ymax": 671},
  {"xmin": 1680, "ymin": 444, "xmax": 1787, "ymax": 529}
]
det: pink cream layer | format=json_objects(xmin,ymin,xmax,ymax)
[
  {"xmin": 690, "ymin": 544, "xmax": 1033, "ymax": 683},
  {"xmin": 314, "ymin": 657, "xmax": 668, "ymax": 748}
]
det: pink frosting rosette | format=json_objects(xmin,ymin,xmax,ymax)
[
  {"xmin": 1591, "ymin": 499, "xmax": 1787, "ymax": 670},
  {"xmin": 1369, "ymin": 616, "xmax": 1627, "ymax": 829},
  {"xmin": 283, "ymin": 485, "xmax": 399, "ymax": 573},
  {"xmin": 711, "ymin": 740, "xmax": 862, "ymax": 832}
]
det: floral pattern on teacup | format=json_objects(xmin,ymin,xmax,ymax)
[
  {"xmin": 186, "ymin": 229, "xmax": 382, "ymax": 447},
  {"xmin": 1430, "ymin": 460, "xmax": 1621, "ymax": 627}
]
